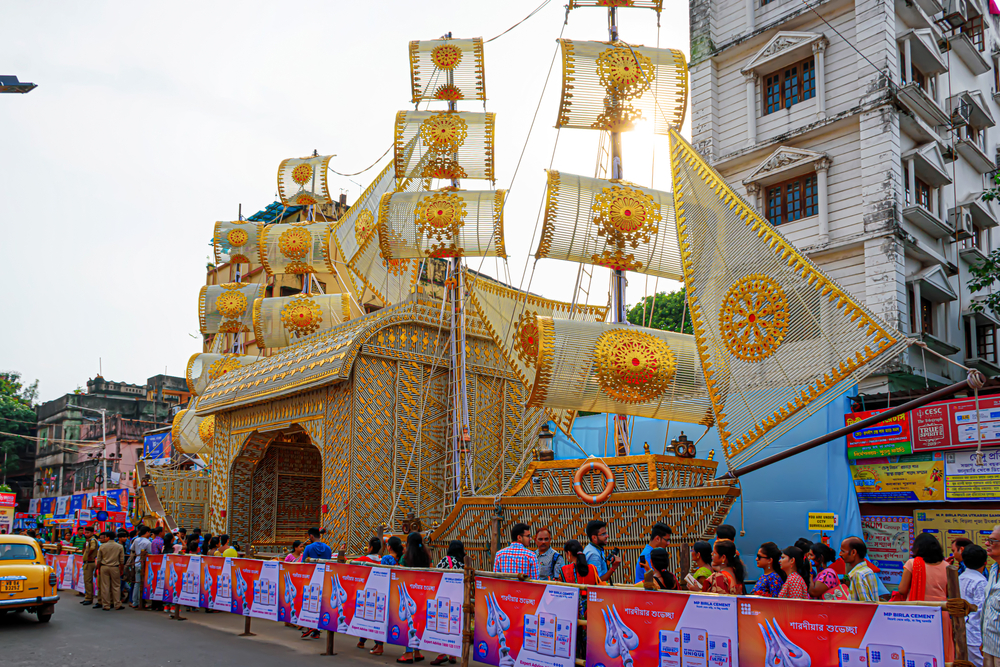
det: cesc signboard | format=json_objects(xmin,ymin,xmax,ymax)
[{"xmin": 845, "ymin": 410, "xmax": 912, "ymax": 459}]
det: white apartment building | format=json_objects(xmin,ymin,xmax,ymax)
[{"xmin": 690, "ymin": 0, "xmax": 1000, "ymax": 390}]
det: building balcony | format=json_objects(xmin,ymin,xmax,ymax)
[
  {"xmin": 903, "ymin": 203, "xmax": 954, "ymax": 238},
  {"xmin": 954, "ymin": 138, "xmax": 996, "ymax": 173},
  {"xmin": 960, "ymin": 243, "xmax": 989, "ymax": 267},
  {"xmin": 898, "ymin": 83, "xmax": 950, "ymax": 127},
  {"xmin": 946, "ymin": 33, "xmax": 991, "ymax": 76},
  {"xmin": 916, "ymin": 331, "xmax": 962, "ymax": 356},
  {"xmin": 966, "ymin": 356, "xmax": 1000, "ymax": 377}
]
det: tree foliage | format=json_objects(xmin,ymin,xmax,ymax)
[
  {"xmin": 972, "ymin": 179, "xmax": 1000, "ymax": 315},
  {"xmin": 0, "ymin": 372, "xmax": 38, "ymax": 478},
  {"xmin": 626, "ymin": 290, "xmax": 693, "ymax": 334}
]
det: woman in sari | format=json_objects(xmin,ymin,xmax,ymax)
[
  {"xmin": 689, "ymin": 540, "xmax": 745, "ymax": 594},
  {"xmin": 750, "ymin": 542, "xmax": 785, "ymax": 597}
]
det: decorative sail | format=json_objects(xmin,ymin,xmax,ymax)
[
  {"xmin": 198, "ymin": 283, "xmax": 263, "ymax": 334},
  {"xmin": 394, "ymin": 111, "xmax": 495, "ymax": 182},
  {"xmin": 669, "ymin": 129, "xmax": 908, "ymax": 467},
  {"xmin": 214, "ymin": 221, "xmax": 263, "ymax": 265},
  {"xmin": 526, "ymin": 318, "xmax": 715, "ymax": 426},
  {"xmin": 377, "ymin": 189, "xmax": 506, "ymax": 259},
  {"xmin": 185, "ymin": 353, "xmax": 258, "ymax": 396},
  {"xmin": 259, "ymin": 222, "xmax": 331, "ymax": 275},
  {"xmin": 409, "ymin": 37, "xmax": 485, "ymax": 103},
  {"xmin": 469, "ymin": 277, "xmax": 609, "ymax": 436},
  {"xmin": 568, "ymin": 0, "xmax": 663, "ymax": 9},
  {"xmin": 350, "ymin": 230, "xmax": 420, "ymax": 305},
  {"xmin": 277, "ymin": 154, "xmax": 334, "ymax": 206},
  {"xmin": 172, "ymin": 405, "xmax": 213, "ymax": 457},
  {"xmin": 252, "ymin": 293, "xmax": 353, "ymax": 349},
  {"xmin": 557, "ymin": 39, "xmax": 687, "ymax": 134},
  {"xmin": 536, "ymin": 170, "xmax": 683, "ymax": 280}
]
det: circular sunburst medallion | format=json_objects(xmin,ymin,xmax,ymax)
[
  {"xmin": 434, "ymin": 84, "xmax": 463, "ymax": 101},
  {"xmin": 595, "ymin": 329, "xmax": 676, "ymax": 403},
  {"xmin": 596, "ymin": 47, "xmax": 655, "ymax": 100},
  {"xmin": 593, "ymin": 185, "xmax": 660, "ymax": 249},
  {"xmin": 419, "ymin": 113, "xmax": 468, "ymax": 151},
  {"xmin": 417, "ymin": 193, "xmax": 466, "ymax": 233},
  {"xmin": 296, "ymin": 193, "xmax": 318, "ymax": 206},
  {"xmin": 431, "ymin": 43, "xmax": 463, "ymax": 70},
  {"xmin": 513, "ymin": 310, "xmax": 540, "ymax": 367},
  {"xmin": 279, "ymin": 226, "xmax": 312, "ymax": 260},
  {"xmin": 207, "ymin": 355, "xmax": 241, "ymax": 380},
  {"xmin": 281, "ymin": 296, "xmax": 323, "ymax": 337},
  {"xmin": 198, "ymin": 415, "xmax": 215, "ymax": 449},
  {"xmin": 718, "ymin": 274, "xmax": 789, "ymax": 363},
  {"xmin": 355, "ymin": 210, "xmax": 375, "ymax": 246},
  {"xmin": 215, "ymin": 289, "xmax": 247, "ymax": 319},
  {"xmin": 227, "ymin": 228, "xmax": 249, "ymax": 247},
  {"xmin": 291, "ymin": 163, "xmax": 313, "ymax": 185}
]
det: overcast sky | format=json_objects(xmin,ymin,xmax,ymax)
[{"xmin": 0, "ymin": 1, "xmax": 689, "ymax": 402}]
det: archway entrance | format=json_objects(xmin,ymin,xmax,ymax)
[{"xmin": 228, "ymin": 427, "xmax": 322, "ymax": 554}]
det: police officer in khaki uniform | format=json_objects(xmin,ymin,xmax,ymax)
[
  {"xmin": 96, "ymin": 530, "xmax": 125, "ymax": 610},
  {"xmin": 79, "ymin": 525, "xmax": 100, "ymax": 607}
]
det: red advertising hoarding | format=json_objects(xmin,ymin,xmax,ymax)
[{"xmin": 845, "ymin": 410, "xmax": 911, "ymax": 459}]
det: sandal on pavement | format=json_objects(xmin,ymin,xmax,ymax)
[
  {"xmin": 370, "ymin": 647, "xmax": 384, "ymax": 656},
  {"xmin": 430, "ymin": 657, "xmax": 450, "ymax": 665},
  {"xmin": 397, "ymin": 653, "xmax": 415, "ymax": 664},
  {"xmin": 357, "ymin": 640, "xmax": 367, "ymax": 649}
]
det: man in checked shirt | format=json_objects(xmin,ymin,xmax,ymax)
[{"xmin": 493, "ymin": 522, "xmax": 539, "ymax": 579}]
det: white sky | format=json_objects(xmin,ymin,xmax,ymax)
[{"xmin": 0, "ymin": 1, "xmax": 688, "ymax": 402}]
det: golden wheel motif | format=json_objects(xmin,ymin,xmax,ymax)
[
  {"xmin": 291, "ymin": 163, "xmax": 313, "ymax": 185},
  {"xmin": 227, "ymin": 228, "xmax": 249, "ymax": 247},
  {"xmin": 431, "ymin": 43, "xmax": 463, "ymax": 70},
  {"xmin": 419, "ymin": 113, "xmax": 468, "ymax": 151},
  {"xmin": 280, "ymin": 296, "xmax": 324, "ymax": 337},
  {"xmin": 422, "ymin": 158, "xmax": 467, "ymax": 181},
  {"xmin": 596, "ymin": 47, "xmax": 655, "ymax": 99},
  {"xmin": 513, "ymin": 310, "xmax": 540, "ymax": 367},
  {"xmin": 595, "ymin": 329, "xmax": 676, "ymax": 403},
  {"xmin": 591, "ymin": 185, "xmax": 660, "ymax": 270},
  {"xmin": 279, "ymin": 227, "xmax": 312, "ymax": 260},
  {"xmin": 215, "ymin": 289, "xmax": 247, "ymax": 319},
  {"xmin": 207, "ymin": 356, "xmax": 241, "ymax": 380},
  {"xmin": 355, "ymin": 210, "xmax": 375, "ymax": 246},
  {"xmin": 434, "ymin": 84, "xmax": 463, "ymax": 101},
  {"xmin": 198, "ymin": 415, "xmax": 216, "ymax": 449},
  {"xmin": 417, "ymin": 193, "xmax": 467, "ymax": 257},
  {"xmin": 296, "ymin": 193, "xmax": 318, "ymax": 206},
  {"xmin": 284, "ymin": 261, "xmax": 314, "ymax": 274},
  {"xmin": 718, "ymin": 274, "xmax": 789, "ymax": 363}
]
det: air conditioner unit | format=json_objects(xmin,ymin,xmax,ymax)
[
  {"xmin": 952, "ymin": 98, "xmax": 972, "ymax": 128},
  {"xmin": 956, "ymin": 207, "xmax": 975, "ymax": 239},
  {"xmin": 943, "ymin": 0, "xmax": 968, "ymax": 26}
]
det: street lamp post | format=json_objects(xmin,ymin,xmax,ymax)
[{"xmin": 75, "ymin": 405, "xmax": 107, "ymax": 496}]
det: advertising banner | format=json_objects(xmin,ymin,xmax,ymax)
[
  {"xmin": 586, "ymin": 586, "xmax": 738, "ymax": 667},
  {"xmin": 144, "ymin": 432, "xmax": 172, "ymax": 465},
  {"xmin": 28, "ymin": 498, "xmax": 39, "ymax": 515},
  {"xmin": 944, "ymin": 447, "xmax": 1000, "ymax": 500},
  {"xmin": 473, "ymin": 577, "xmax": 580, "ymax": 667},
  {"xmin": 73, "ymin": 556, "xmax": 85, "ymax": 594},
  {"xmin": 845, "ymin": 410, "xmax": 912, "ymax": 459},
  {"xmin": 208, "ymin": 557, "xmax": 235, "ymax": 612},
  {"xmin": 949, "ymin": 396, "xmax": 1000, "ymax": 448},
  {"xmin": 914, "ymin": 509, "xmax": 1000, "ymax": 549},
  {"xmin": 388, "ymin": 568, "xmax": 465, "ymax": 658},
  {"xmin": 910, "ymin": 403, "xmax": 950, "ymax": 452},
  {"xmin": 54, "ymin": 495, "xmax": 69, "ymax": 517},
  {"xmin": 861, "ymin": 516, "xmax": 914, "ymax": 588},
  {"xmin": 177, "ymin": 555, "xmax": 202, "ymax": 607},
  {"xmin": 56, "ymin": 554, "xmax": 74, "ymax": 589},
  {"xmin": 69, "ymin": 494, "xmax": 85, "ymax": 514},
  {"xmin": 231, "ymin": 558, "xmax": 265, "ymax": 616},
  {"xmin": 248, "ymin": 560, "xmax": 280, "ymax": 621},
  {"xmin": 319, "ymin": 562, "xmax": 391, "ymax": 641},
  {"xmin": 200, "ymin": 556, "xmax": 222, "ymax": 609},
  {"xmin": 163, "ymin": 555, "xmax": 187, "ymax": 604},
  {"xmin": 39, "ymin": 497, "xmax": 53, "ymax": 515},
  {"xmin": 737, "ymin": 597, "xmax": 943, "ymax": 667},
  {"xmin": 143, "ymin": 554, "xmax": 165, "ymax": 601},
  {"xmin": 851, "ymin": 456, "xmax": 944, "ymax": 502},
  {"xmin": 279, "ymin": 562, "xmax": 324, "ymax": 629}
]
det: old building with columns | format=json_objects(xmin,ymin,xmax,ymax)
[{"xmin": 689, "ymin": 0, "xmax": 1000, "ymax": 390}]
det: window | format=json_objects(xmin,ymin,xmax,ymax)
[
  {"xmin": 764, "ymin": 174, "xmax": 819, "ymax": 225},
  {"xmin": 961, "ymin": 224, "xmax": 986, "ymax": 250},
  {"xmin": 899, "ymin": 51, "xmax": 927, "ymax": 90},
  {"xmin": 763, "ymin": 57, "xmax": 816, "ymax": 114},
  {"xmin": 961, "ymin": 15, "xmax": 985, "ymax": 52},
  {"xmin": 903, "ymin": 162, "xmax": 932, "ymax": 208},
  {"xmin": 908, "ymin": 289, "xmax": 934, "ymax": 335},
  {"xmin": 966, "ymin": 323, "xmax": 997, "ymax": 362}
]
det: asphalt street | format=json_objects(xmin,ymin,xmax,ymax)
[{"xmin": 1, "ymin": 591, "xmax": 448, "ymax": 667}]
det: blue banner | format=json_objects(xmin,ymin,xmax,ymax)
[
  {"xmin": 105, "ymin": 488, "xmax": 128, "ymax": 512},
  {"xmin": 144, "ymin": 432, "xmax": 172, "ymax": 465},
  {"xmin": 70, "ymin": 494, "xmax": 85, "ymax": 513},
  {"xmin": 39, "ymin": 497, "xmax": 54, "ymax": 515}
]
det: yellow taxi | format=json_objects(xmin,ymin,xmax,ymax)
[{"xmin": 0, "ymin": 534, "xmax": 58, "ymax": 622}]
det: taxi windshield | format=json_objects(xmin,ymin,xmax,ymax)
[{"xmin": 0, "ymin": 544, "xmax": 38, "ymax": 561}]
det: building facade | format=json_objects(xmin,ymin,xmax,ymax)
[{"xmin": 690, "ymin": 0, "xmax": 1000, "ymax": 391}]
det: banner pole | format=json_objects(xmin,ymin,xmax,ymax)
[
  {"xmin": 322, "ymin": 630, "xmax": 336, "ymax": 656},
  {"xmin": 947, "ymin": 564, "xmax": 970, "ymax": 663},
  {"xmin": 461, "ymin": 561, "xmax": 474, "ymax": 667},
  {"xmin": 239, "ymin": 615, "xmax": 256, "ymax": 637}
]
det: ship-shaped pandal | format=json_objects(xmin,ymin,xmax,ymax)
[{"xmin": 158, "ymin": 1, "xmax": 907, "ymax": 570}]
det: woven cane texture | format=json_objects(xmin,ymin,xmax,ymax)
[
  {"xmin": 528, "ymin": 318, "xmax": 715, "ymax": 425},
  {"xmin": 536, "ymin": 170, "xmax": 683, "ymax": 280},
  {"xmin": 409, "ymin": 38, "xmax": 486, "ymax": 104},
  {"xmin": 378, "ymin": 189, "xmax": 506, "ymax": 260},
  {"xmin": 185, "ymin": 353, "xmax": 257, "ymax": 396},
  {"xmin": 669, "ymin": 129, "xmax": 908, "ymax": 468},
  {"xmin": 394, "ymin": 111, "xmax": 495, "ymax": 182},
  {"xmin": 557, "ymin": 39, "xmax": 687, "ymax": 135},
  {"xmin": 259, "ymin": 222, "xmax": 331, "ymax": 276},
  {"xmin": 198, "ymin": 282, "xmax": 263, "ymax": 334},
  {"xmin": 277, "ymin": 154, "xmax": 333, "ymax": 207},
  {"xmin": 214, "ymin": 221, "xmax": 263, "ymax": 266},
  {"xmin": 252, "ymin": 293, "xmax": 352, "ymax": 349}
]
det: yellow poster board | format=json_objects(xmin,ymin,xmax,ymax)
[
  {"xmin": 913, "ymin": 508, "xmax": 1000, "ymax": 550},
  {"xmin": 808, "ymin": 512, "xmax": 836, "ymax": 531},
  {"xmin": 851, "ymin": 459, "xmax": 944, "ymax": 502}
]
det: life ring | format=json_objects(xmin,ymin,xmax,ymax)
[{"xmin": 573, "ymin": 460, "xmax": 615, "ymax": 505}]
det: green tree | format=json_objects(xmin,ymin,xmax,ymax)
[
  {"xmin": 626, "ymin": 290, "xmax": 693, "ymax": 333},
  {"xmin": 0, "ymin": 372, "xmax": 38, "ymax": 482},
  {"xmin": 971, "ymin": 180, "xmax": 1000, "ymax": 315}
]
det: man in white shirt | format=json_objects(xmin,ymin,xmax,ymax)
[
  {"xmin": 961, "ymin": 544, "xmax": 989, "ymax": 667},
  {"xmin": 129, "ymin": 526, "xmax": 153, "ymax": 608}
]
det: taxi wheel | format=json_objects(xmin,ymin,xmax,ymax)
[{"xmin": 37, "ymin": 613, "xmax": 52, "ymax": 623}]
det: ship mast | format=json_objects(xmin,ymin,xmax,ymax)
[{"xmin": 608, "ymin": 8, "xmax": 629, "ymax": 457}]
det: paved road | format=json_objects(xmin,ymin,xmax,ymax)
[{"xmin": 1, "ymin": 592, "xmax": 442, "ymax": 667}]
